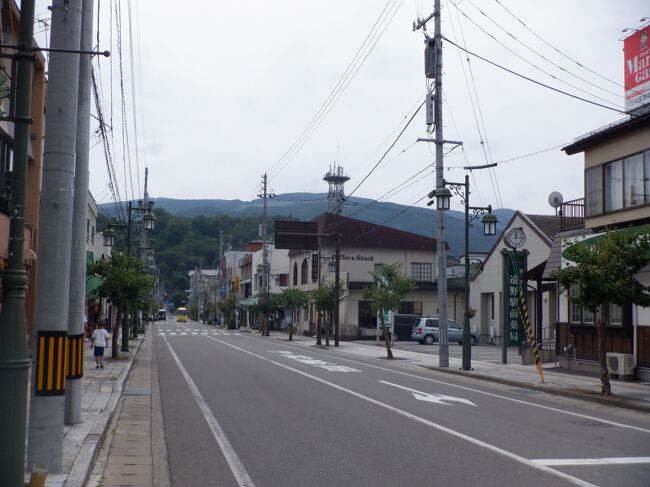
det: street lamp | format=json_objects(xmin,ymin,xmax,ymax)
[
  {"xmin": 430, "ymin": 174, "xmax": 497, "ymax": 371},
  {"xmin": 102, "ymin": 200, "xmax": 156, "ymax": 350}
]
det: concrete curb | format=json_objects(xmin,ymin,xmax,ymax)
[
  {"xmin": 63, "ymin": 337, "xmax": 144, "ymax": 487},
  {"xmin": 426, "ymin": 366, "xmax": 650, "ymax": 414}
]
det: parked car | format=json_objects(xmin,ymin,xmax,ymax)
[{"xmin": 411, "ymin": 317, "xmax": 478, "ymax": 345}]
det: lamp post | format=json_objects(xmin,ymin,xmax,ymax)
[
  {"xmin": 430, "ymin": 174, "xmax": 497, "ymax": 371},
  {"xmin": 104, "ymin": 200, "xmax": 155, "ymax": 351}
]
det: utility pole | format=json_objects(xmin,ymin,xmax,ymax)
[
  {"xmin": 414, "ymin": 1, "xmax": 449, "ymax": 367},
  {"xmin": 259, "ymin": 173, "xmax": 270, "ymax": 336},
  {"xmin": 0, "ymin": 1, "xmax": 35, "ymax": 484},
  {"xmin": 28, "ymin": 0, "xmax": 83, "ymax": 473},
  {"xmin": 65, "ymin": 0, "xmax": 94, "ymax": 426}
]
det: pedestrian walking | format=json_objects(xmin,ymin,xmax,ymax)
[{"xmin": 91, "ymin": 319, "xmax": 110, "ymax": 369}]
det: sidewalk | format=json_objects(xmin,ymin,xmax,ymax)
[
  {"xmin": 41, "ymin": 335, "xmax": 143, "ymax": 487},
  {"xmin": 258, "ymin": 330, "xmax": 650, "ymax": 413}
]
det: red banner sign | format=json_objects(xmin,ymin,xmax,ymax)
[{"xmin": 624, "ymin": 28, "xmax": 650, "ymax": 113}]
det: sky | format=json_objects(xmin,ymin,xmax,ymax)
[{"xmin": 31, "ymin": 0, "xmax": 648, "ymax": 216}]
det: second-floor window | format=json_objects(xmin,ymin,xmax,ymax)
[
  {"xmin": 300, "ymin": 259, "xmax": 308, "ymax": 284},
  {"xmin": 410, "ymin": 262, "xmax": 432, "ymax": 281},
  {"xmin": 586, "ymin": 149, "xmax": 650, "ymax": 216}
]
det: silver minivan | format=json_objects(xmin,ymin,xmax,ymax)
[{"xmin": 411, "ymin": 317, "xmax": 478, "ymax": 345}]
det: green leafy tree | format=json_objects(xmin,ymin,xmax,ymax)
[
  {"xmin": 276, "ymin": 288, "xmax": 309, "ymax": 341},
  {"xmin": 552, "ymin": 228, "xmax": 650, "ymax": 395},
  {"xmin": 219, "ymin": 295, "xmax": 237, "ymax": 328},
  {"xmin": 312, "ymin": 281, "xmax": 346, "ymax": 346},
  {"xmin": 363, "ymin": 263, "xmax": 414, "ymax": 359},
  {"xmin": 88, "ymin": 251, "xmax": 154, "ymax": 358}
]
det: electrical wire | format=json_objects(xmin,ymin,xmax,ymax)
[
  {"xmin": 265, "ymin": 0, "xmax": 406, "ymax": 182},
  {"xmin": 333, "ymin": 99, "xmax": 426, "ymax": 214},
  {"xmin": 442, "ymin": 36, "xmax": 624, "ymax": 113},
  {"xmin": 492, "ymin": 0, "xmax": 623, "ymax": 88},
  {"xmin": 448, "ymin": 1, "xmax": 623, "ymax": 110},
  {"xmin": 463, "ymin": 0, "xmax": 622, "ymax": 100}
]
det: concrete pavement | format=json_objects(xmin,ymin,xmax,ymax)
[{"xmin": 36, "ymin": 334, "xmax": 143, "ymax": 487}]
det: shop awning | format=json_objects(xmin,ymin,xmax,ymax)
[{"xmin": 239, "ymin": 297, "xmax": 259, "ymax": 307}]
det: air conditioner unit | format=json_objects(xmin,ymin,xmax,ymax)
[{"xmin": 606, "ymin": 353, "xmax": 635, "ymax": 379}]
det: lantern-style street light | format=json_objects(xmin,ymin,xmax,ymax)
[
  {"xmin": 429, "ymin": 174, "xmax": 498, "ymax": 370},
  {"xmin": 102, "ymin": 200, "xmax": 156, "ymax": 350}
]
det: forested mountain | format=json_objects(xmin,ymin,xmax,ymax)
[{"xmin": 99, "ymin": 195, "xmax": 515, "ymax": 303}]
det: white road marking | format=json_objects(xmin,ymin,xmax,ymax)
[
  {"xmin": 162, "ymin": 335, "xmax": 255, "ymax": 487},
  {"xmin": 269, "ymin": 350, "xmax": 360, "ymax": 372},
  {"xmin": 380, "ymin": 380, "xmax": 477, "ymax": 407},
  {"xmin": 205, "ymin": 335, "xmax": 595, "ymax": 487},
  {"xmin": 169, "ymin": 332, "xmax": 176, "ymax": 335},
  {"xmin": 191, "ymin": 332, "xmax": 198, "ymax": 335},
  {"xmin": 532, "ymin": 457, "xmax": 650, "ymax": 466},
  {"xmin": 267, "ymin": 343, "xmax": 650, "ymax": 435}
]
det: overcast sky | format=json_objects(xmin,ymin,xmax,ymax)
[{"xmin": 32, "ymin": 0, "xmax": 647, "ymax": 215}]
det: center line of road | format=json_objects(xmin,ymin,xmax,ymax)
[
  {"xmin": 204, "ymin": 335, "xmax": 596, "ymax": 487},
  {"xmin": 162, "ymin": 335, "xmax": 255, "ymax": 487}
]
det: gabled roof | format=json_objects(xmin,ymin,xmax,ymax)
[
  {"xmin": 480, "ymin": 211, "xmax": 559, "ymax": 265},
  {"xmin": 311, "ymin": 212, "xmax": 442, "ymax": 251}
]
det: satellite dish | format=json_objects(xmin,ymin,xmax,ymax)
[{"xmin": 548, "ymin": 191, "xmax": 563, "ymax": 209}]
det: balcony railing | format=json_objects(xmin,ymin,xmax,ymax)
[{"xmin": 560, "ymin": 198, "xmax": 585, "ymax": 231}]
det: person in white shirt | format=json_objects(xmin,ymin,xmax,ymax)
[{"xmin": 91, "ymin": 320, "xmax": 110, "ymax": 369}]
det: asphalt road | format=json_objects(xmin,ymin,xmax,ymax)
[{"xmin": 153, "ymin": 319, "xmax": 650, "ymax": 487}]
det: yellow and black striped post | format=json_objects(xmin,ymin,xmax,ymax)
[
  {"xmin": 35, "ymin": 331, "xmax": 68, "ymax": 396},
  {"xmin": 518, "ymin": 289, "xmax": 545, "ymax": 383},
  {"xmin": 66, "ymin": 333, "xmax": 84, "ymax": 380}
]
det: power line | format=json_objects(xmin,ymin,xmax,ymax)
[
  {"xmin": 448, "ymin": 1, "xmax": 622, "ymax": 110},
  {"xmin": 442, "ymin": 36, "xmax": 624, "ymax": 113},
  {"xmin": 335, "ymin": 99, "xmax": 425, "ymax": 212},
  {"xmin": 265, "ymin": 0, "xmax": 406, "ymax": 181},
  {"xmin": 463, "ymin": 0, "xmax": 622, "ymax": 100},
  {"xmin": 492, "ymin": 0, "xmax": 623, "ymax": 88}
]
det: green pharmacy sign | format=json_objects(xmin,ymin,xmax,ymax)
[{"xmin": 502, "ymin": 250, "xmax": 527, "ymax": 347}]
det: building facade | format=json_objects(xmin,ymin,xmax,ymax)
[
  {"xmin": 286, "ymin": 213, "xmax": 456, "ymax": 339},
  {"xmin": 552, "ymin": 111, "xmax": 650, "ymax": 379}
]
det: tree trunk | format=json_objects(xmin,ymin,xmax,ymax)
[
  {"xmin": 111, "ymin": 306, "xmax": 120, "ymax": 359},
  {"xmin": 597, "ymin": 305, "xmax": 612, "ymax": 395},
  {"xmin": 288, "ymin": 308, "xmax": 293, "ymax": 341},
  {"xmin": 380, "ymin": 314, "xmax": 393, "ymax": 359},
  {"xmin": 325, "ymin": 312, "xmax": 331, "ymax": 347},
  {"xmin": 316, "ymin": 311, "xmax": 322, "ymax": 346}
]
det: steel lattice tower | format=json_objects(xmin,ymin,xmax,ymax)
[{"xmin": 323, "ymin": 163, "xmax": 350, "ymax": 215}]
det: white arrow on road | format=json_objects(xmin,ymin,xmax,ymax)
[{"xmin": 380, "ymin": 380, "xmax": 477, "ymax": 406}]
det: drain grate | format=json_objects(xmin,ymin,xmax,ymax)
[{"xmin": 124, "ymin": 388, "xmax": 151, "ymax": 396}]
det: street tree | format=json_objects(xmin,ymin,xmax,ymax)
[
  {"xmin": 88, "ymin": 251, "xmax": 154, "ymax": 358},
  {"xmin": 552, "ymin": 227, "xmax": 650, "ymax": 395},
  {"xmin": 363, "ymin": 263, "xmax": 414, "ymax": 359},
  {"xmin": 219, "ymin": 295, "xmax": 237, "ymax": 328},
  {"xmin": 312, "ymin": 280, "xmax": 347, "ymax": 346},
  {"xmin": 276, "ymin": 288, "xmax": 309, "ymax": 340}
]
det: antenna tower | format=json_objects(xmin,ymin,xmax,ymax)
[{"xmin": 323, "ymin": 163, "xmax": 350, "ymax": 214}]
